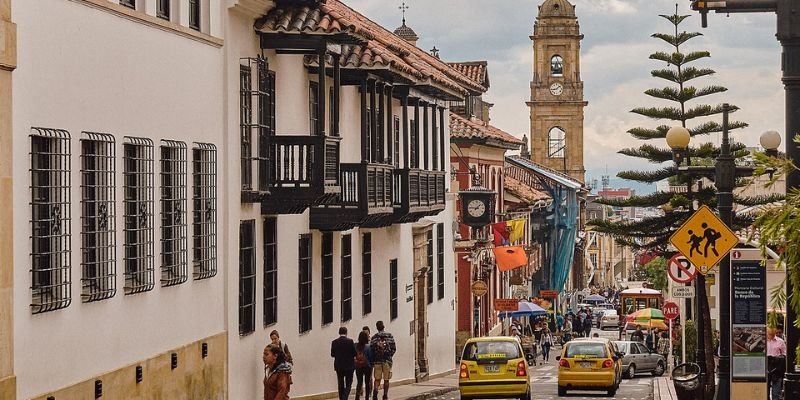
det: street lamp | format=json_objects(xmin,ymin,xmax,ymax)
[{"xmin": 667, "ymin": 105, "xmax": 781, "ymax": 400}]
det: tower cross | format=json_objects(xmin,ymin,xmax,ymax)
[{"xmin": 399, "ymin": 2, "xmax": 409, "ymax": 25}]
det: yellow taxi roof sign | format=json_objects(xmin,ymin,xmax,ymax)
[{"xmin": 669, "ymin": 205, "xmax": 738, "ymax": 274}]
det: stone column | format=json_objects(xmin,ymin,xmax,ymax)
[{"xmin": 0, "ymin": 0, "xmax": 15, "ymax": 398}]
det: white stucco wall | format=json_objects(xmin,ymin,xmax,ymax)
[{"xmin": 11, "ymin": 1, "xmax": 226, "ymax": 399}]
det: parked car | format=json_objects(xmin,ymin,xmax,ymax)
[
  {"xmin": 556, "ymin": 338, "xmax": 623, "ymax": 396},
  {"xmin": 459, "ymin": 336, "xmax": 532, "ymax": 400},
  {"xmin": 597, "ymin": 309, "xmax": 619, "ymax": 330},
  {"xmin": 612, "ymin": 340, "xmax": 666, "ymax": 378}
]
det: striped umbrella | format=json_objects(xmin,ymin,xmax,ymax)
[{"xmin": 626, "ymin": 308, "xmax": 666, "ymax": 325}]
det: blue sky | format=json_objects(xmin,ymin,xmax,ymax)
[{"xmin": 346, "ymin": 0, "xmax": 784, "ymax": 194}]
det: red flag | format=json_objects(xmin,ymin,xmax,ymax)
[
  {"xmin": 491, "ymin": 222, "xmax": 509, "ymax": 246},
  {"xmin": 493, "ymin": 246, "xmax": 528, "ymax": 272}
]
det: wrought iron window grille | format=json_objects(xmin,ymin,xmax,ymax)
[
  {"xmin": 321, "ymin": 232, "xmax": 334, "ymax": 325},
  {"xmin": 160, "ymin": 140, "xmax": 188, "ymax": 287},
  {"xmin": 362, "ymin": 233, "xmax": 372, "ymax": 316},
  {"xmin": 123, "ymin": 136, "xmax": 155, "ymax": 295},
  {"xmin": 390, "ymin": 258, "xmax": 398, "ymax": 320},
  {"xmin": 341, "ymin": 234, "xmax": 352, "ymax": 322},
  {"xmin": 239, "ymin": 220, "xmax": 256, "ymax": 336},
  {"xmin": 263, "ymin": 217, "xmax": 277, "ymax": 326},
  {"xmin": 80, "ymin": 132, "xmax": 117, "ymax": 302},
  {"xmin": 30, "ymin": 127, "xmax": 72, "ymax": 314},
  {"xmin": 299, "ymin": 234, "xmax": 313, "ymax": 333},
  {"xmin": 437, "ymin": 223, "xmax": 445, "ymax": 300},
  {"xmin": 240, "ymin": 57, "xmax": 272, "ymax": 198},
  {"xmin": 192, "ymin": 143, "xmax": 217, "ymax": 280}
]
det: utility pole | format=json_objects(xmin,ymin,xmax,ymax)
[{"xmin": 690, "ymin": 1, "xmax": 800, "ymax": 399}]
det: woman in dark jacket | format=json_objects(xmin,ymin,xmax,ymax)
[
  {"xmin": 264, "ymin": 343, "xmax": 292, "ymax": 400},
  {"xmin": 354, "ymin": 331, "xmax": 373, "ymax": 400}
]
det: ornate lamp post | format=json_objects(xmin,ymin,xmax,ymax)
[{"xmin": 667, "ymin": 107, "xmax": 781, "ymax": 399}]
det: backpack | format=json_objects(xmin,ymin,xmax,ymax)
[
  {"xmin": 354, "ymin": 347, "xmax": 369, "ymax": 368},
  {"xmin": 373, "ymin": 336, "xmax": 390, "ymax": 360}
]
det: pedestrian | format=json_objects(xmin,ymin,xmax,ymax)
[
  {"xmin": 646, "ymin": 328, "xmax": 659, "ymax": 352},
  {"xmin": 583, "ymin": 310, "xmax": 593, "ymax": 338},
  {"xmin": 269, "ymin": 330, "xmax": 293, "ymax": 365},
  {"xmin": 767, "ymin": 327, "xmax": 787, "ymax": 400},
  {"xmin": 370, "ymin": 320, "xmax": 396, "ymax": 400},
  {"xmin": 263, "ymin": 343, "xmax": 292, "ymax": 400},
  {"xmin": 354, "ymin": 331, "xmax": 373, "ymax": 400},
  {"xmin": 540, "ymin": 328, "xmax": 554, "ymax": 363},
  {"xmin": 657, "ymin": 331, "xmax": 670, "ymax": 360},
  {"xmin": 575, "ymin": 310, "xmax": 585, "ymax": 337},
  {"xmin": 563, "ymin": 316, "xmax": 573, "ymax": 343},
  {"xmin": 362, "ymin": 325, "xmax": 371, "ymax": 338},
  {"xmin": 555, "ymin": 312, "xmax": 564, "ymax": 333},
  {"xmin": 630, "ymin": 326, "xmax": 645, "ymax": 343},
  {"xmin": 358, "ymin": 325, "xmax": 372, "ymax": 398},
  {"xmin": 331, "ymin": 326, "xmax": 357, "ymax": 400}
]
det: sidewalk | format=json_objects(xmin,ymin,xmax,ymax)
[{"xmin": 350, "ymin": 372, "xmax": 459, "ymax": 400}]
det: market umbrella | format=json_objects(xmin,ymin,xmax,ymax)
[
  {"xmin": 499, "ymin": 301, "xmax": 547, "ymax": 318},
  {"xmin": 626, "ymin": 308, "xmax": 666, "ymax": 326},
  {"xmin": 584, "ymin": 294, "xmax": 606, "ymax": 302}
]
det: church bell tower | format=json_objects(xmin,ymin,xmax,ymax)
[{"xmin": 528, "ymin": 0, "xmax": 587, "ymax": 184}]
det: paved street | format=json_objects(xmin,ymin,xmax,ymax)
[{"xmin": 438, "ymin": 329, "xmax": 655, "ymax": 400}]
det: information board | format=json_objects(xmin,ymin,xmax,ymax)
[{"xmin": 731, "ymin": 257, "xmax": 767, "ymax": 381}]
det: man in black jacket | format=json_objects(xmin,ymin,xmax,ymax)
[{"xmin": 331, "ymin": 326, "xmax": 357, "ymax": 400}]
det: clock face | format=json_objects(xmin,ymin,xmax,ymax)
[
  {"xmin": 467, "ymin": 199, "xmax": 486, "ymax": 218},
  {"xmin": 549, "ymin": 83, "xmax": 563, "ymax": 96}
]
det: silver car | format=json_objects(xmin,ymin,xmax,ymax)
[
  {"xmin": 597, "ymin": 309, "xmax": 619, "ymax": 330},
  {"xmin": 612, "ymin": 340, "xmax": 666, "ymax": 378}
]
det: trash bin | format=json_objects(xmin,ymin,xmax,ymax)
[{"xmin": 671, "ymin": 362, "xmax": 702, "ymax": 400}]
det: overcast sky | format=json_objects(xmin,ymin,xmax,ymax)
[{"xmin": 346, "ymin": 0, "xmax": 784, "ymax": 193}]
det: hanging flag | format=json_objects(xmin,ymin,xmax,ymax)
[
  {"xmin": 493, "ymin": 246, "xmax": 528, "ymax": 272},
  {"xmin": 491, "ymin": 222, "xmax": 509, "ymax": 246},
  {"xmin": 506, "ymin": 219, "xmax": 526, "ymax": 243}
]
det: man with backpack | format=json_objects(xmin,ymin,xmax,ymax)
[{"xmin": 369, "ymin": 321, "xmax": 396, "ymax": 400}]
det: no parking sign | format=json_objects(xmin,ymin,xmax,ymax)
[{"xmin": 668, "ymin": 254, "xmax": 696, "ymax": 284}]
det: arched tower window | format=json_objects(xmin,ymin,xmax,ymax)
[
  {"xmin": 548, "ymin": 126, "xmax": 566, "ymax": 158},
  {"xmin": 550, "ymin": 55, "xmax": 564, "ymax": 76}
]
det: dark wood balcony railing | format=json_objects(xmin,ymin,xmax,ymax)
[
  {"xmin": 260, "ymin": 135, "xmax": 341, "ymax": 214},
  {"xmin": 393, "ymin": 169, "xmax": 446, "ymax": 223},
  {"xmin": 310, "ymin": 162, "xmax": 395, "ymax": 230}
]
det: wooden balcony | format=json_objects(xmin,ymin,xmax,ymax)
[
  {"xmin": 260, "ymin": 135, "xmax": 341, "ymax": 214},
  {"xmin": 310, "ymin": 162, "xmax": 395, "ymax": 230},
  {"xmin": 392, "ymin": 169, "xmax": 447, "ymax": 223}
]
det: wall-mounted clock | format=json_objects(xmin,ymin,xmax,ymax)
[{"xmin": 549, "ymin": 82, "xmax": 563, "ymax": 96}]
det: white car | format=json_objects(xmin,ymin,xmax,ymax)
[{"xmin": 597, "ymin": 309, "xmax": 619, "ymax": 330}]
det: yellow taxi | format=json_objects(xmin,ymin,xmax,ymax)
[
  {"xmin": 458, "ymin": 336, "xmax": 532, "ymax": 400},
  {"xmin": 556, "ymin": 338, "xmax": 622, "ymax": 396}
]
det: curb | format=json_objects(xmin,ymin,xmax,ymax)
[{"xmin": 401, "ymin": 387, "xmax": 458, "ymax": 400}]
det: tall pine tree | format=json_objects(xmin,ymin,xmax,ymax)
[{"xmin": 589, "ymin": 11, "xmax": 779, "ymax": 398}]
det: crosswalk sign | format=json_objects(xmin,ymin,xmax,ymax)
[{"xmin": 669, "ymin": 205, "xmax": 738, "ymax": 274}]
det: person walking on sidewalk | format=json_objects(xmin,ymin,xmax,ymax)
[
  {"xmin": 354, "ymin": 331, "xmax": 373, "ymax": 400},
  {"xmin": 269, "ymin": 330, "xmax": 293, "ymax": 365},
  {"xmin": 767, "ymin": 327, "xmax": 787, "ymax": 400},
  {"xmin": 263, "ymin": 344, "xmax": 292, "ymax": 400},
  {"xmin": 540, "ymin": 327, "xmax": 554, "ymax": 363},
  {"xmin": 370, "ymin": 320, "xmax": 396, "ymax": 400},
  {"xmin": 331, "ymin": 326, "xmax": 357, "ymax": 400}
]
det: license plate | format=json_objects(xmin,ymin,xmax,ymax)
[
  {"xmin": 579, "ymin": 362, "xmax": 593, "ymax": 368},
  {"xmin": 484, "ymin": 364, "xmax": 499, "ymax": 373}
]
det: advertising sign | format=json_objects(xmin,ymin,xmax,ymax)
[
  {"xmin": 494, "ymin": 298, "xmax": 519, "ymax": 311},
  {"xmin": 731, "ymin": 249, "xmax": 767, "ymax": 382},
  {"xmin": 540, "ymin": 289, "xmax": 559, "ymax": 298}
]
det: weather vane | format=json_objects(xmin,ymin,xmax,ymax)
[{"xmin": 399, "ymin": 2, "xmax": 409, "ymax": 25}]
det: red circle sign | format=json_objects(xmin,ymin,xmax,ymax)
[{"xmin": 662, "ymin": 301, "xmax": 679, "ymax": 320}]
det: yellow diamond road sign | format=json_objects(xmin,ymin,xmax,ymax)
[{"xmin": 669, "ymin": 205, "xmax": 738, "ymax": 274}]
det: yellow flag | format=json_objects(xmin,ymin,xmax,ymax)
[{"xmin": 506, "ymin": 219, "xmax": 526, "ymax": 243}]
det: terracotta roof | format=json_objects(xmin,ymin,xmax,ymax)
[
  {"xmin": 447, "ymin": 61, "xmax": 489, "ymax": 90},
  {"xmin": 505, "ymin": 175, "xmax": 550, "ymax": 204},
  {"xmin": 450, "ymin": 113, "xmax": 523, "ymax": 148},
  {"xmin": 255, "ymin": 0, "xmax": 485, "ymax": 97}
]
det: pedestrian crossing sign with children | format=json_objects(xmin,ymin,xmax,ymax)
[{"xmin": 669, "ymin": 205, "xmax": 739, "ymax": 273}]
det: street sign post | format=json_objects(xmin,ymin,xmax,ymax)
[
  {"xmin": 667, "ymin": 254, "xmax": 697, "ymax": 284},
  {"xmin": 669, "ymin": 205, "xmax": 739, "ymax": 274},
  {"xmin": 671, "ymin": 286, "xmax": 695, "ymax": 298},
  {"xmin": 662, "ymin": 300, "xmax": 680, "ymax": 377}
]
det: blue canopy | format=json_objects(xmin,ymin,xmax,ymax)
[
  {"xmin": 499, "ymin": 301, "xmax": 547, "ymax": 318},
  {"xmin": 585, "ymin": 294, "xmax": 606, "ymax": 302}
]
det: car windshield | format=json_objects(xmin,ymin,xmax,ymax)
[
  {"xmin": 613, "ymin": 342, "xmax": 629, "ymax": 353},
  {"xmin": 565, "ymin": 342, "xmax": 608, "ymax": 358},
  {"xmin": 462, "ymin": 341, "xmax": 521, "ymax": 361}
]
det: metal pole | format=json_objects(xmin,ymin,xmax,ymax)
[
  {"xmin": 779, "ymin": 20, "xmax": 800, "ymax": 400},
  {"xmin": 715, "ymin": 104, "xmax": 735, "ymax": 400}
]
